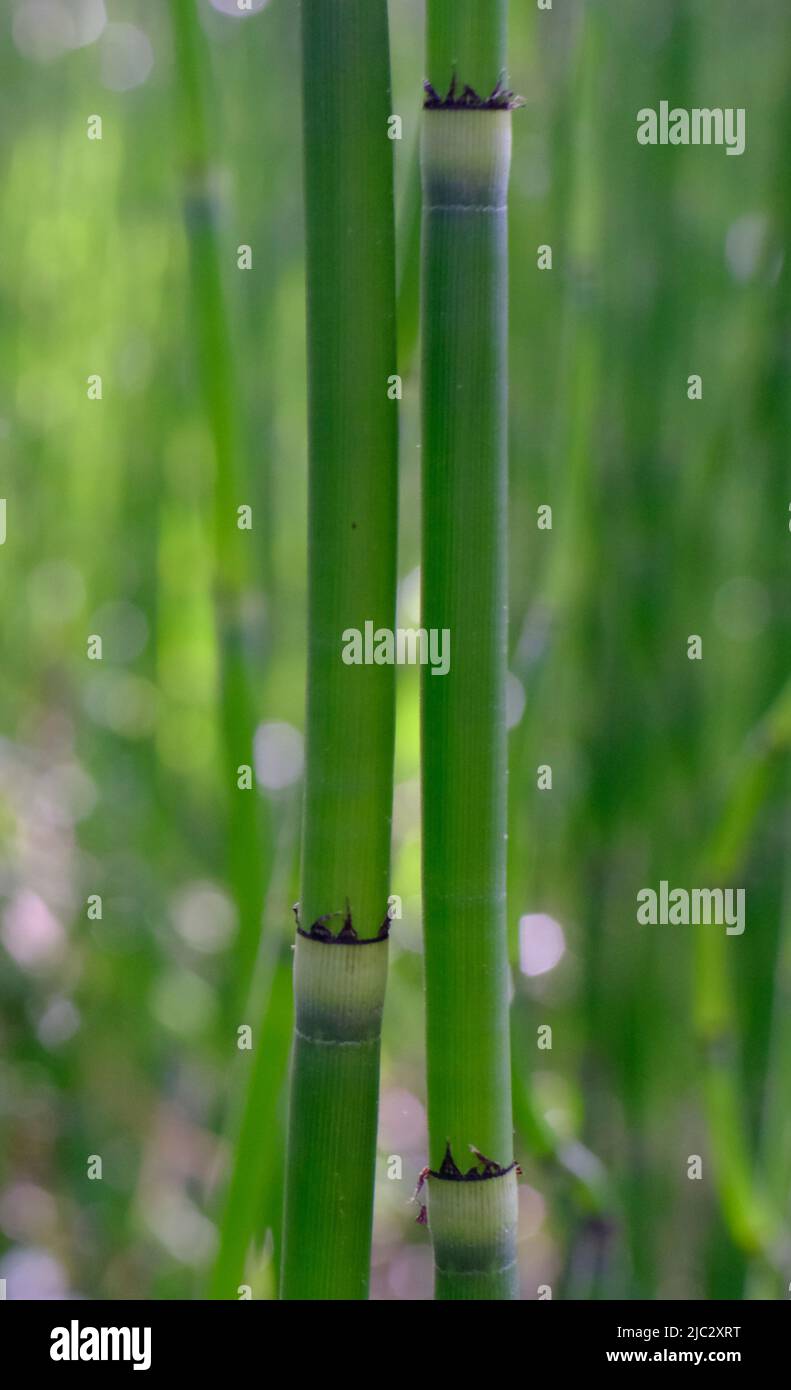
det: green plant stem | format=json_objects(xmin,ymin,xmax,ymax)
[
  {"xmin": 280, "ymin": 0, "xmax": 398, "ymax": 1301},
  {"xmin": 421, "ymin": 2, "xmax": 517, "ymax": 1300},
  {"xmin": 208, "ymin": 943, "xmax": 293, "ymax": 1298},
  {"xmin": 428, "ymin": 1163, "xmax": 519, "ymax": 1299},
  {"xmin": 169, "ymin": 0, "xmax": 266, "ymax": 1017},
  {"xmin": 427, "ymin": 0, "xmax": 508, "ymax": 96},
  {"xmin": 209, "ymin": 796, "xmax": 302, "ymax": 1299},
  {"xmin": 691, "ymin": 694, "xmax": 791, "ymax": 1264},
  {"xmin": 281, "ymin": 933, "xmax": 389, "ymax": 1298}
]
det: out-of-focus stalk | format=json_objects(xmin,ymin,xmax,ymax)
[{"xmin": 169, "ymin": 0, "xmax": 266, "ymax": 1016}]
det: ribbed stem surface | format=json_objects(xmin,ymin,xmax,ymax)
[
  {"xmin": 427, "ymin": 0, "xmax": 508, "ymax": 94},
  {"xmin": 281, "ymin": 935, "xmax": 389, "ymax": 1298},
  {"xmin": 422, "ymin": 108, "xmax": 513, "ymax": 1175},
  {"xmin": 280, "ymin": 0, "xmax": 398, "ymax": 1300},
  {"xmin": 430, "ymin": 1167, "xmax": 519, "ymax": 1300},
  {"xmin": 298, "ymin": 0, "xmax": 398, "ymax": 937},
  {"xmin": 421, "ymin": 0, "xmax": 517, "ymax": 1301}
]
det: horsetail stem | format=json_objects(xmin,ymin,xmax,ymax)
[
  {"xmin": 420, "ymin": 0, "xmax": 520, "ymax": 1300},
  {"xmin": 279, "ymin": 0, "xmax": 399, "ymax": 1300}
]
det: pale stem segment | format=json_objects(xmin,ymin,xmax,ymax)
[
  {"xmin": 429, "ymin": 1164, "xmax": 520, "ymax": 1300},
  {"xmin": 280, "ymin": 932, "xmax": 389, "ymax": 1299}
]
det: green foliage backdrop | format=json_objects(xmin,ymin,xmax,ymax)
[{"xmin": 0, "ymin": 0, "xmax": 788, "ymax": 1300}]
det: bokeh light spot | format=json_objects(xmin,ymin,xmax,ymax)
[
  {"xmin": 254, "ymin": 721, "xmax": 303, "ymax": 790},
  {"xmin": 518, "ymin": 913, "xmax": 566, "ymax": 977},
  {"xmin": 100, "ymin": 22, "xmax": 153, "ymax": 92}
]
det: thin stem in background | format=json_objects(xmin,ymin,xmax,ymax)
[{"xmin": 169, "ymin": 0, "xmax": 268, "ymax": 1019}]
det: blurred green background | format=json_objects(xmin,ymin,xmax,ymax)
[{"xmin": 1, "ymin": 0, "xmax": 789, "ymax": 1300}]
